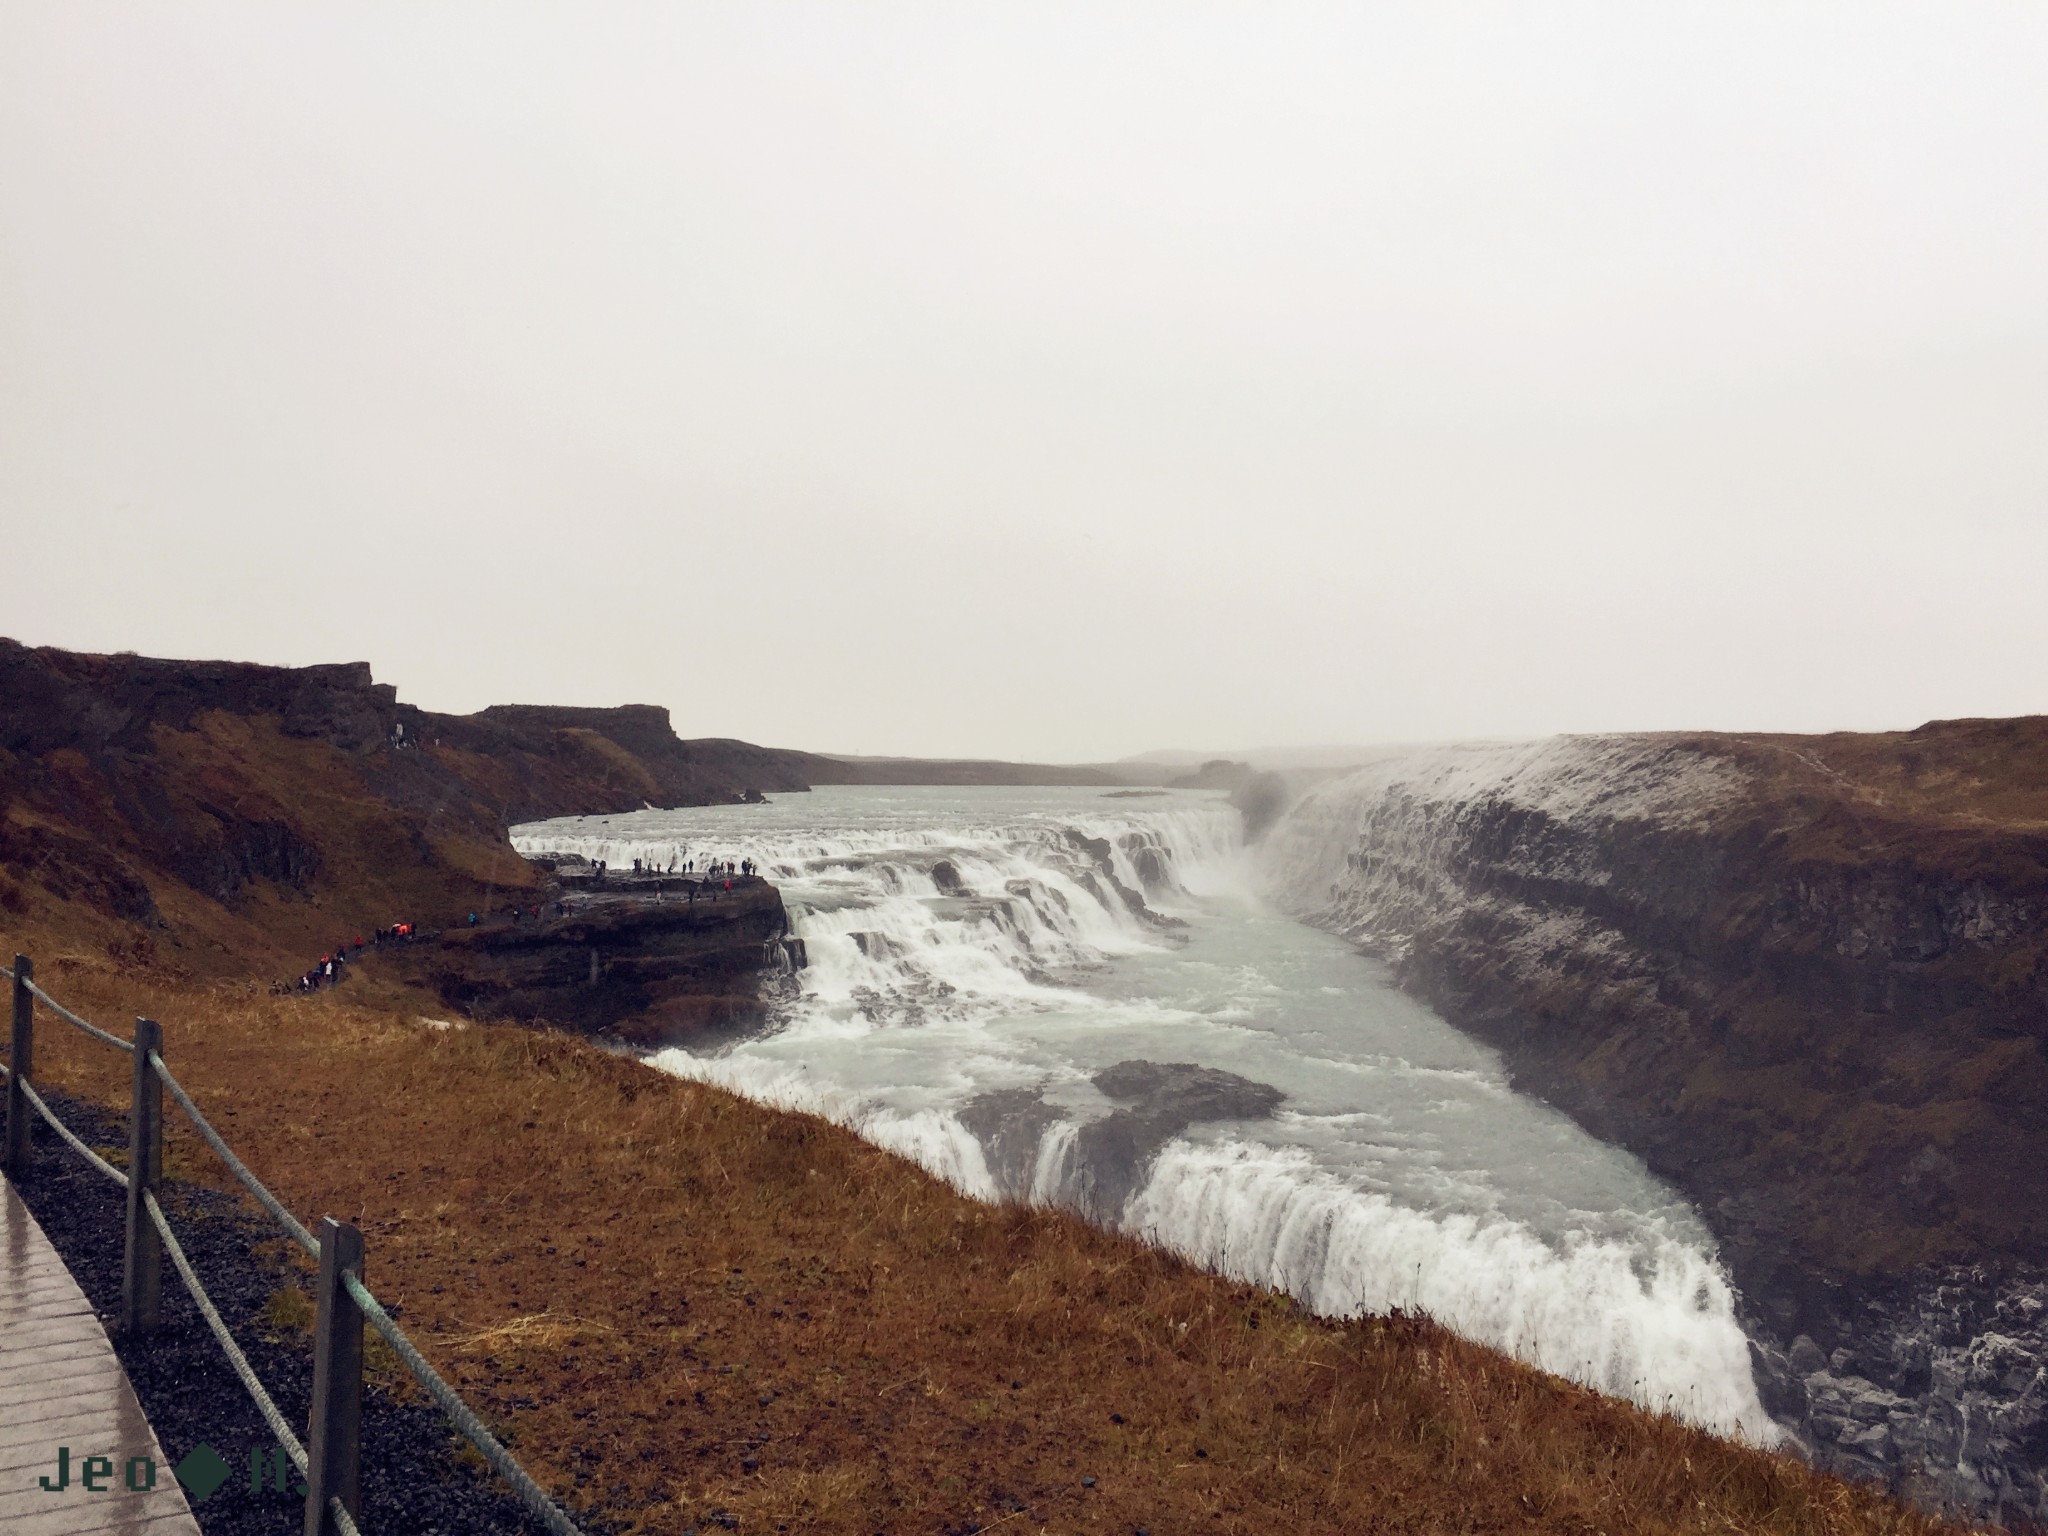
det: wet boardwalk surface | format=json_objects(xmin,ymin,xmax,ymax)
[{"xmin": 0, "ymin": 1173, "xmax": 201, "ymax": 1535}]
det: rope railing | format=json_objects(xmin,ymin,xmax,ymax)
[
  {"xmin": 9, "ymin": 1041, "xmax": 358, "ymax": 1535},
  {"xmin": 142, "ymin": 1189, "xmax": 363, "ymax": 1536},
  {"xmin": 27, "ymin": 978, "xmax": 136, "ymax": 1053},
  {"xmin": 343, "ymin": 1272, "xmax": 583, "ymax": 1536},
  {"xmin": 3, "ymin": 955, "xmax": 583, "ymax": 1536},
  {"xmin": 148, "ymin": 1050, "xmax": 320, "ymax": 1258},
  {"xmin": 15, "ymin": 1073, "xmax": 130, "ymax": 1187}
]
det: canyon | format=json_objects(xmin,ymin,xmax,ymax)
[
  {"xmin": 5, "ymin": 636, "xmax": 2043, "ymax": 1526},
  {"xmin": 1260, "ymin": 725, "xmax": 2048, "ymax": 1523}
]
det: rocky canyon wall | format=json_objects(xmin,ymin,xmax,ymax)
[{"xmin": 1261, "ymin": 722, "xmax": 2048, "ymax": 1524}]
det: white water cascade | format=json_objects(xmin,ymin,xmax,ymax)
[{"xmin": 512, "ymin": 784, "xmax": 1776, "ymax": 1443}]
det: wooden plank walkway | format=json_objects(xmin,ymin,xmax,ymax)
[{"xmin": 0, "ymin": 1171, "xmax": 201, "ymax": 1535}]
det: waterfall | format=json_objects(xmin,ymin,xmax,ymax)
[{"xmin": 513, "ymin": 783, "xmax": 1777, "ymax": 1444}]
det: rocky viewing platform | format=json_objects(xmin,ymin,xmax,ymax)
[{"xmin": 390, "ymin": 860, "xmax": 807, "ymax": 1048}]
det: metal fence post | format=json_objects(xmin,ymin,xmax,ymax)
[
  {"xmin": 121, "ymin": 1018, "xmax": 163, "ymax": 1333},
  {"xmin": 5, "ymin": 956, "xmax": 30, "ymax": 1175},
  {"xmin": 305, "ymin": 1217, "xmax": 365, "ymax": 1536}
]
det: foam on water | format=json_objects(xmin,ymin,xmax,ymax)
[
  {"xmin": 513, "ymin": 785, "xmax": 1776, "ymax": 1443},
  {"xmin": 1127, "ymin": 1138, "xmax": 1766, "ymax": 1434}
]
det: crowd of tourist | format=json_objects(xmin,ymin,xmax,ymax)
[
  {"xmin": 614, "ymin": 856, "xmax": 758, "ymax": 878},
  {"xmin": 287, "ymin": 924, "xmax": 416, "ymax": 993}
]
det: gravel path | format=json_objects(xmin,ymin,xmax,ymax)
[{"xmin": 9, "ymin": 1089, "xmax": 580, "ymax": 1536}]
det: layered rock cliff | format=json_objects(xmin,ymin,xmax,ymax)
[
  {"xmin": 394, "ymin": 876, "xmax": 799, "ymax": 1047},
  {"xmin": 0, "ymin": 638, "xmax": 820, "ymax": 972},
  {"xmin": 1260, "ymin": 722, "xmax": 2048, "ymax": 1524}
]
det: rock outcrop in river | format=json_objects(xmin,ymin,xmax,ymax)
[{"xmin": 1261, "ymin": 721, "xmax": 2048, "ymax": 1524}]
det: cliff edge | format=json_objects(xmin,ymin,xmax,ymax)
[
  {"xmin": 1262, "ymin": 720, "xmax": 2048, "ymax": 1521},
  {"xmin": 0, "ymin": 638, "xmax": 819, "ymax": 972}
]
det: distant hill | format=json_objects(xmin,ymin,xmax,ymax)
[
  {"xmin": 805, "ymin": 754, "xmax": 1160, "ymax": 788},
  {"xmin": 1124, "ymin": 744, "xmax": 1400, "ymax": 772}
]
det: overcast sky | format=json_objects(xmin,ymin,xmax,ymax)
[{"xmin": 3, "ymin": 4, "xmax": 2044, "ymax": 761}]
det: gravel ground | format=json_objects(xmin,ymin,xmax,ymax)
[{"xmin": 10, "ymin": 1088, "xmax": 584, "ymax": 1536}]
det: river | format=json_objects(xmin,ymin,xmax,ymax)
[{"xmin": 511, "ymin": 783, "xmax": 1774, "ymax": 1442}]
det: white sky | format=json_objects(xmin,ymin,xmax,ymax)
[{"xmin": 3, "ymin": 4, "xmax": 2044, "ymax": 760}]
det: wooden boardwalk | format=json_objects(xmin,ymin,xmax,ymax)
[{"xmin": 0, "ymin": 1172, "xmax": 201, "ymax": 1535}]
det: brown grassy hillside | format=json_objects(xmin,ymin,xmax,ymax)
[
  {"xmin": 10, "ymin": 948, "xmax": 1961, "ymax": 1536},
  {"xmin": 1725, "ymin": 716, "xmax": 2048, "ymax": 831}
]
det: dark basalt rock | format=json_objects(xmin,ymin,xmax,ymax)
[
  {"xmin": 1130, "ymin": 846, "xmax": 1170, "ymax": 890},
  {"xmin": 1062, "ymin": 832, "xmax": 1186, "ymax": 931},
  {"xmin": 961, "ymin": 1062, "xmax": 1284, "ymax": 1222},
  {"xmin": 1064, "ymin": 1062, "xmax": 1284, "ymax": 1221},
  {"xmin": 391, "ymin": 881, "xmax": 795, "ymax": 1049},
  {"xmin": 1092, "ymin": 1059, "xmax": 1287, "ymax": 1123},
  {"xmin": 958, "ymin": 1088, "xmax": 1067, "ymax": 1196},
  {"xmin": 1747, "ymin": 1266, "xmax": 2048, "ymax": 1522}
]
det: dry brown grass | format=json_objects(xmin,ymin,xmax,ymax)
[
  {"xmin": 1706, "ymin": 717, "xmax": 2048, "ymax": 837},
  {"xmin": 12, "ymin": 944, "xmax": 1972, "ymax": 1536}
]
